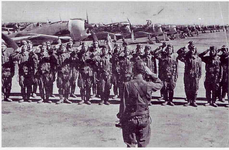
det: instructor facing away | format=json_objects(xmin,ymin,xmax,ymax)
[{"xmin": 117, "ymin": 61, "xmax": 163, "ymax": 147}]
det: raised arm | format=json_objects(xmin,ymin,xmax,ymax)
[
  {"xmin": 144, "ymin": 65, "xmax": 163, "ymax": 92},
  {"xmin": 199, "ymin": 49, "xmax": 210, "ymax": 59}
]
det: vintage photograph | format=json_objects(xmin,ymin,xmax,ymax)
[{"xmin": 2, "ymin": 1, "xmax": 229, "ymax": 147}]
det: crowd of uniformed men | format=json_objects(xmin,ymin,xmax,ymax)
[{"xmin": 2, "ymin": 38, "xmax": 229, "ymax": 107}]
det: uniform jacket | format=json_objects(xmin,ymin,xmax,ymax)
[
  {"xmin": 219, "ymin": 54, "xmax": 229, "ymax": 83},
  {"xmin": 199, "ymin": 53, "xmax": 223, "ymax": 83},
  {"xmin": 142, "ymin": 53, "xmax": 157, "ymax": 74},
  {"xmin": 2, "ymin": 49, "xmax": 15, "ymax": 78},
  {"xmin": 177, "ymin": 49, "xmax": 202, "ymax": 79},
  {"xmin": 118, "ymin": 74, "xmax": 163, "ymax": 121},
  {"xmin": 156, "ymin": 53, "xmax": 178, "ymax": 82}
]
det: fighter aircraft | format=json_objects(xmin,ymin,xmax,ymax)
[
  {"xmin": 161, "ymin": 24, "xmax": 178, "ymax": 40},
  {"xmin": 2, "ymin": 22, "xmax": 33, "ymax": 33},
  {"xmin": 126, "ymin": 19, "xmax": 166, "ymax": 43},
  {"xmin": 4, "ymin": 18, "xmax": 92, "ymax": 46}
]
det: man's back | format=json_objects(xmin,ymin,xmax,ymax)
[
  {"xmin": 122, "ymin": 75, "xmax": 162, "ymax": 118},
  {"xmin": 117, "ymin": 63, "xmax": 162, "ymax": 147}
]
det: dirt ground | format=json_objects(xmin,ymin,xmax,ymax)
[{"xmin": 2, "ymin": 31, "xmax": 229, "ymax": 147}]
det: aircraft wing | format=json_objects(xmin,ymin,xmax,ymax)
[
  {"xmin": 86, "ymin": 31, "xmax": 120, "ymax": 41},
  {"xmin": 135, "ymin": 31, "xmax": 164, "ymax": 38},
  {"xmin": 11, "ymin": 33, "xmax": 71, "ymax": 45}
]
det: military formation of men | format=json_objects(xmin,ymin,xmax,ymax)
[{"xmin": 2, "ymin": 38, "xmax": 229, "ymax": 107}]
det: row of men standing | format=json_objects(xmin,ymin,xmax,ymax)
[{"xmin": 2, "ymin": 39, "xmax": 229, "ymax": 107}]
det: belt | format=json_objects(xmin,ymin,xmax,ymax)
[{"xmin": 128, "ymin": 109, "xmax": 149, "ymax": 118}]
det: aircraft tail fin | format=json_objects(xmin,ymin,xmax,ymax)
[
  {"xmin": 127, "ymin": 18, "xmax": 135, "ymax": 42},
  {"xmin": 91, "ymin": 31, "xmax": 98, "ymax": 42},
  {"xmin": 86, "ymin": 11, "xmax": 89, "ymax": 24},
  {"xmin": 2, "ymin": 33, "xmax": 19, "ymax": 50}
]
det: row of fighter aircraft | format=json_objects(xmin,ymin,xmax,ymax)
[{"xmin": 2, "ymin": 13, "xmax": 229, "ymax": 48}]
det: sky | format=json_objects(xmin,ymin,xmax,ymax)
[{"xmin": 2, "ymin": 1, "xmax": 229, "ymax": 25}]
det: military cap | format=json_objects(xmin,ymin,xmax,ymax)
[
  {"xmin": 221, "ymin": 46, "xmax": 228, "ymax": 52},
  {"xmin": 27, "ymin": 40, "xmax": 32, "ymax": 43},
  {"xmin": 114, "ymin": 43, "xmax": 119, "ymax": 47},
  {"xmin": 21, "ymin": 40, "xmax": 27, "ymax": 45},
  {"xmin": 42, "ymin": 42, "xmax": 47, "ymax": 46},
  {"xmin": 221, "ymin": 45, "xmax": 228, "ymax": 50},
  {"xmin": 167, "ymin": 44, "xmax": 172, "ymax": 47},
  {"xmin": 162, "ymin": 42, "xmax": 166, "ymax": 45},
  {"xmin": 93, "ymin": 40, "xmax": 99, "ymax": 44},
  {"xmin": 124, "ymin": 73, "xmax": 132, "ymax": 78},
  {"xmin": 188, "ymin": 41, "xmax": 193, "ymax": 45},
  {"xmin": 145, "ymin": 45, "xmax": 151, "ymax": 50},
  {"xmin": 136, "ymin": 44, "xmax": 142, "ymax": 49},
  {"xmin": 210, "ymin": 46, "xmax": 216, "ymax": 50},
  {"xmin": 123, "ymin": 41, "xmax": 128, "ymax": 46},
  {"xmin": 46, "ymin": 41, "xmax": 51, "ymax": 45},
  {"xmin": 188, "ymin": 43, "xmax": 195, "ymax": 50}
]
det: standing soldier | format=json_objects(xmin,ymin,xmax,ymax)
[
  {"xmin": 16, "ymin": 41, "xmax": 30, "ymax": 103},
  {"xmin": 26, "ymin": 40, "xmax": 39, "ymax": 97},
  {"xmin": 56, "ymin": 45, "xmax": 72, "ymax": 104},
  {"xmin": 77, "ymin": 44, "xmax": 94, "ymax": 105},
  {"xmin": 98, "ymin": 45, "xmax": 112, "ymax": 105},
  {"xmin": 118, "ymin": 42, "xmax": 133, "ymax": 98},
  {"xmin": 177, "ymin": 43, "xmax": 202, "ymax": 107},
  {"xmin": 218, "ymin": 46, "xmax": 229, "ymax": 107},
  {"xmin": 18, "ymin": 61, "xmax": 33, "ymax": 102},
  {"xmin": 155, "ymin": 44, "xmax": 178, "ymax": 106},
  {"xmin": 47, "ymin": 42, "xmax": 57, "ymax": 98},
  {"xmin": 37, "ymin": 43, "xmax": 53, "ymax": 103},
  {"xmin": 154, "ymin": 42, "xmax": 167, "ymax": 101},
  {"xmin": 28, "ymin": 50, "xmax": 39, "ymax": 98},
  {"xmin": 199, "ymin": 46, "xmax": 223, "ymax": 107},
  {"xmin": 2, "ymin": 43, "xmax": 15, "ymax": 102},
  {"xmin": 142, "ymin": 45, "xmax": 157, "ymax": 74},
  {"xmin": 117, "ymin": 61, "xmax": 163, "ymax": 147},
  {"xmin": 111, "ymin": 44, "xmax": 122, "ymax": 98},
  {"xmin": 131, "ymin": 44, "xmax": 143, "ymax": 63},
  {"xmin": 46, "ymin": 41, "xmax": 52, "ymax": 51},
  {"xmin": 27, "ymin": 40, "xmax": 34, "ymax": 52},
  {"xmin": 87, "ymin": 41, "xmax": 101, "ymax": 98},
  {"xmin": 67, "ymin": 39, "xmax": 80, "ymax": 98}
]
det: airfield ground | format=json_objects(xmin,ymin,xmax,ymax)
[{"xmin": 2, "ymin": 31, "xmax": 229, "ymax": 147}]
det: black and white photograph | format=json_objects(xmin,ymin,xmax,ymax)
[{"xmin": 1, "ymin": 1, "xmax": 229, "ymax": 147}]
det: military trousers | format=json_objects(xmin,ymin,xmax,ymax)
[
  {"xmin": 38, "ymin": 73, "xmax": 53, "ymax": 101},
  {"xmin": 184, "ymin": 76, "xmax": 200, "ymax": 103},
  {"xmin": 78, "ymin": 73, "xmax": 93, "ymax": 102},
  {"xmin": 31, "ymin": 70, "xmax": 38, "ymax": 94},
  {"xmin": 70, "ymin": 68, "xmax": 79, "ymax": 95},
  {"xmin": 204, "ymin": 81, "xmax": 220, "ymax": 104},
  {"xmin": 111, "ymin": 73, "xmax": 120, "ymax": 96},
  {"xmin": 220, "ymin": 81, "xmax": 228, "ymax": 100},
  {"xmin": 19, "ymin": 75, "xmax": 32, "ymax": 101},
  {"xmin": 2, "ymin": 77, "xmax": 12, "ymax": 99},
  {"xmin": 162, "ymin": 79, "xmax": 176, "ymax": 102},
  {"xmin": 57, "ymin": 73, "xmax": 71, "ymax": 99},
  {"xmin": 99, "ymin": 75, "xmax": 112, "ymax": 102},
  {"xmin": 122, "ymin": 115, "xmax": 151, "ymax": 147}
]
